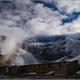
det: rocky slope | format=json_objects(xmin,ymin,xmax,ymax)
[{"xmin": 22, "ymin": 33, "xmax": 80, "ymax": 63}]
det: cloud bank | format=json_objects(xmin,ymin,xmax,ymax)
[{"xmin": 1, "ymin": 0, "xmax": 80, "ymax": 37}]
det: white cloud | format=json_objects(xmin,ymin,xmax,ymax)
[
  {"xmin": 61, "ymin": 17, "xmax": 80, "ymax": 34},
  {"xmin": 24, "ymin": 3, "xmax": 64, "ymax": 36},
  {"xmin": 55, "ymin": 0, "xmax": 80, "ymax": 14}
]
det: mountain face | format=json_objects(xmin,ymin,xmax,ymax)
[
  {"xmin": 26, "ymin": 41, "xmax": 67, "ymax": 63},
  {"xmin": 22, "ymin": 33, "xmax": 80, "ymax": 63}
]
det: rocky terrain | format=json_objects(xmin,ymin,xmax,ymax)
[{"xmin": 22, "ymin": 33, "xmax": 80, "ymax": 63}]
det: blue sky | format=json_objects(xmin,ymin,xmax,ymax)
[{"xmin": 33, "ymin": 0, "xmax": 80, "ymax": 25}]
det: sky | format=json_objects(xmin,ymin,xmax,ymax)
[
  {"xmin": 16, "ymin": 0, "xmax": 80, "ymax": 37},
  {"xmin": 31, "ymin": 0, "xmax": 80, "ymax": 36},
  {"xmin": 0, "ymin": 0, "xmax": 80, "ymax": 39}
]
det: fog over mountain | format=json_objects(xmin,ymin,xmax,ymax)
[{"xmin": 0, "ymin": 0, "xmax": 80, "ymax": 65}]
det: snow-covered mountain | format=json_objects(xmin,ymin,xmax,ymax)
[{"xmin": 23, "ymin": 33, "xmax": 80, "ymax": 63}]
